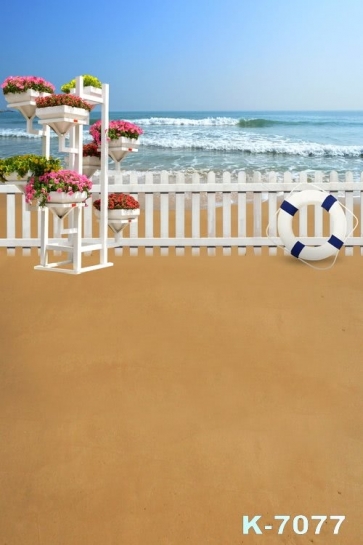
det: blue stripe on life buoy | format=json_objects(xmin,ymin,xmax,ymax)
[
  {"xmin": 328, "ymin": 234, "xmax": 344, "ymax": 249},
  {"xmin": 280, "ymin": 200, "xmax": 298, "ymax": 216},
  {"xmin": 321, "ymin": 195, "xmax": 337, "ymax": 212},
  {"xmin": 291, "ymin": 241, "xmax": 305, "ymax": 258}
]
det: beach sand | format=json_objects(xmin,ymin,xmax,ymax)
[{"xmin": 1, "ymin": 211, "xmax": 363, "ymax": 544}]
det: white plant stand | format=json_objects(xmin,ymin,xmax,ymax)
[
  {"xmin": 9, "ymin": 75, "xmax": 138, "ymax": 274},
  {"xmin": 34, "ymin": 76, "xmax": 114, "ymax": 274}
]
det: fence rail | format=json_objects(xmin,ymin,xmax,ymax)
[{"xmin": 1, "ymin": 170, "xmax": 363, "ymax": 256}]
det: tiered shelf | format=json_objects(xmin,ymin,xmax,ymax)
[{"xmin": 7, "ymin": 75, "xmax": 138, "ymax": 275}]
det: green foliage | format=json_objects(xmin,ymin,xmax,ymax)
[
  {"xmin": 0, "ymin": 155, "xmax": 62, "ymax": 182},
  {"xmin": 61, "ymin": 75, "xmax": 102, "ymax": 93}
]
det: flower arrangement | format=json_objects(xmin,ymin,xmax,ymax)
[
  {"xmin": 83, "ymin": 142, "xmax": 101, "ymax": 159},
  {"xmin": 1, "ymin": 76, "xmax": 55, "ymax": 95},
  {"xmin": 93, "ymin": 193, "xmax": 140, "ymax": 211},
  {"xmin": 35, "ymin": 94, "xmax": 92, "ymax": 111},
  {"xmin": 61, "ymin": 74, "xmax": 102, "ymax": 93},
  {"xmin": 25, "ymin": 170, "xmax": 92, "ymax": 207},
  {"xmin": 0, "ymin": 154, "xmax": 61, "ymax": 182},
  {"xmin": 89, "ymin": 120, "xmax": 143, "ymax": 146}
]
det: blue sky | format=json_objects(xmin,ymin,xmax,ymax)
[{"xmin": 1, "ymin": 0, "xmax": 363, "ymax": 111}]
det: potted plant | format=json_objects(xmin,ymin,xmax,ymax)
[
  {"xmin": 1, "ymin": 76, "xmax": 55, "ymax": 98},
  {"xmin": 0, "ymin": 154, "xmax": 62, "ymax": 190},
  {"xmin": 90, "ymin": 119, "xmax": 143, "ymax": 162},
  {"xmin": 61, "ymin": 74, "xmax": 102, "ymax": 93},
  {"xmin": 90, "ymin": 119, "xmax": 143, "ymax": 146},
  {"xmin": 93, "ymin": 192, "xmax": 140, "ymax": 231},
  {"xmin": 25, "ymin": 170, "xmax": 93, "ymax": 207},
  {"xmin": 61, "ymin": 75, "xmax": 103, "ymax": 108},
  {"xmin": 82, "ymin": 142, "xmax": 101, "ymax": 178},
  {"xmin": 35, "ymin": 94, "xmax": 92, "ymax": 136},
  {"xmin": 1, "ymin": 75, "xmax": 55, "ymax": 118}
]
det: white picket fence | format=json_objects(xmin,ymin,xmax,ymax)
[{"xmin": 1, "ymin": 170, "xmax": 363, "ymax": 256}]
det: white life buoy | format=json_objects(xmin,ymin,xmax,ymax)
[{"xmin": 277, "ymin": 190, "xmax": 347, "ymax": 261}]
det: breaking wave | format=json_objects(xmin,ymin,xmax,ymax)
[
  {"xmin": 237, "ymin": 117, "xmax": 363, "ymax": 128},
  {"xmin": 140, "ymin": 135, "xmax": 363, "ymax": 157},
  {"xmin": 132, "ymin": 116, "xmax": 237, "ymax": 126}
]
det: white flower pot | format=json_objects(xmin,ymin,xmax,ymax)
[
  {"xmin": 35, "ymin": 105, "xmax": 90, "ymax": 136},
  {"xmin": 94, "ymin": 208, "xmax": 140, "ymax": 220},
  {"xmin": 107, "ymin": 137, "xmax": 139, "ymax": 163},
  {"xmin": 94, "ymin": 207, "xmax": 140, "ymax": 233},
  {"xmin": 82, "ymin": 156, "xmax": 101, "ymax": 178},
  {"xmin": 47, "ymin": 191, "xmax": 89, "ymax": 204},
  {"xmin": 45, "ymin": 191, "xmax": 89, "ymax": 218},
  {"xmin": 71, "ymin": 86, "xmax": 102, "ymax": 107},
  {"xmin": 3, "ymin": 172, "xmax": 31, "ymax": 194},
  {"xmin": 4, "ymin": 171, "xmax": 31, "ymax": 182},
  {"xmin": 4, "ymin": 90, "xmax": 51, "ymax": 119}
]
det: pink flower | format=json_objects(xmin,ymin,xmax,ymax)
[
  {"xmin": 25, "ymin": 170, "xmax": 92, "ymax": 206},
  {"xmin": 89, "ymin": 119, "xmax": 143, "ymax": 146},
  {"xmin": 1, "ymin": 75, "xmax": 55, "ymax": 95}
]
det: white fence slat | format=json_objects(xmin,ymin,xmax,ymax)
[
  {"xmin": 160, "ymin": 171, "xmax": 170, "ymax": 256},
  {"xmin": 237, "ymin": 171, "xmax": 247, "ymax": 255},
  {"xmin": 283, "ymin": 171, "xmax": 293, "ymax": 201},
  {"xmin": 175, "ymin": 192, "xmax": 185, "ymax": 256},
  {"xmin": 175, "ymin": 172, "xmax": 185, "ymax": 256},
  {"xmin": 207, "ymin": 171, "xmax": 216, "ymax": 256},
  {"xmin": 313, "ymin": 172, "xmax": 323, "ymax": 238},
  {"xmin": 21, "ymin": 197, "xmax": 31, "ymax": 256},
  {"xmin": 267, "ymin": 172, "xmax": 278, "ymax": 256},
  {"xmin": 253, "ymin": 172, "xmax": 262, "ymax": 255},
  {"xmin": 281, "ymin": 172, "xmax": 294, "ymax": 258},
  {"xmin": 127, "ymin": 172, "xmax": 144, "ymax": 256},
  {"xmin": 160, "ymin": 193, "xmax": 169, "ymax": 256},
  {"xmin": 344, "ymin": 172, "xmax": 354, "ymax": 256},
  {"xmin": 129, "ymin": 199, "xmax": 139, "ymax": 256},
  {"xmin": 298, "ymin": 171, "xmax": 308, "ymax": 238},
  {"xmin": 329, "ymin": 172, "xmax": 339, "ymax": 237},
  {"xmin": 145, "ymin": 192, "xmax": 154, "ymax": 256},
  {"xmin": 222, "ymin": 172, "xmax": 232, "ymax": 256},
  {"xmin": 191, "ymin": 172, "xmax": 201, "ymax": 256}
]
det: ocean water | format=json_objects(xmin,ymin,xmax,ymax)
[{"xmin": 1, "ymin": 109, "xmax": 363, "ymax": 180}]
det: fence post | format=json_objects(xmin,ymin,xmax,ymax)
[
  {"xmin": 253, "ymin": 171, "xmax": 262, "ymax": 255},
  {"xmin": 207, "ymin": 171, "xmax": 216, "ymax": 256},
  {"xmin": 267, "ymin": 171, "xmax": 277, "ymax": 256},
  {"xmin": 222, "ymin": 171, "xmax": 232, "ymax": 256},
  {"xmin": 191, "ymin": 172, "xmax": 200, "ymax": 256},
  {"xmin": 237, "ymin": 171, "xmax": 246, "ymax": 256}
]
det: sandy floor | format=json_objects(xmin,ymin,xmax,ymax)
[{"xmin": 0, "ymin": 245, "xmax": 363, "ymax": 544}]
